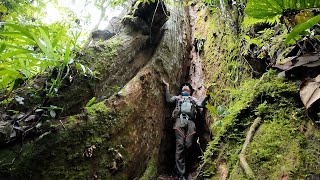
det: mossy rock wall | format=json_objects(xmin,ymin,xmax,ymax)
[{"xmin": 195, "ymin": 3, "xmax": 320, "ymax": 179}]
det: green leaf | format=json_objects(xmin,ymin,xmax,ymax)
[
  {"xmin": 1, "ymin": 43, "xmax": 35, "ymax": 51},
  {"xmin": 0, "ymin": 31, "xmax": 37, "ymax": 45},
  {"xmin": 0, "ymin": 4, "xmax": 7, "ymax": 13},
  {"xmin": 245, "ymin": 0, "xmax": 283, "ymax": 18},
  {"xmin": 0, "ymin": 49, "xmax": 33, "ymax": 59},
  {"xmin": 0, "ymin": 43, "xmax": 6, "ymax": 54},
  {"xmin": 4, "ymin": 23, "xmax": 34, "ymax": 40},
  {"xmin": 29, "ymin": 31, "xmax": 49, "ymax": 58},
  {"xmin": 39, "ymin": 27, "xmax": 54, "ymax": 59},
  {"xmin": 245, "ymin": 0, "xmax": 320, "ymax": 19},
  {"xmin": 285, "ymin": 14, "xmax": 320, "ymax": 44},
  {"xmin": 64, "ymin": 42, "xmax": 71, "ymax": 65},
  {"xmin": 49, "ymin": 110, "xmax": 56, "ymax": 118},
  {"xmin": 52, "ymin": 29, "xmax": 65, "ymax": 48},
  {"xmin": 86, "ymin": 97, "xmax": 96, "ymax": 107}
]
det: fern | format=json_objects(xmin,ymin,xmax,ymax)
[
  {"xmin": 245, "ymin": 0, "xmax": 320, "ymax": 19},
  {"xmin": 242, "ymin": 15, "xmax": 281, "ymax": 28},
  {"xmin": 245, "ymin": 0, "xmax": 320, "ymax": 44}
]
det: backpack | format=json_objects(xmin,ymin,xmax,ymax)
[{"xmin": 172, "ymin": 96, "xmax": 197, "ymax": 119}]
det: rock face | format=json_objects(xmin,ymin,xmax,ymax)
[
  {"xmin": 193, "ymin": 3, "xmax": 320, "ymax": 179},
  {"xmin": 0, "ymin": 1, "xmax": 191, "ymax": 179}
]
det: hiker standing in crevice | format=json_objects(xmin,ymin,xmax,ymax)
[{"xmin": 162, "ymin": 79, "xmax": 209, "ymax": 180}]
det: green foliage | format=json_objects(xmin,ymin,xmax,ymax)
[
  {"xmin": 285, "ymin": 14, "xmax": 320, "ymax": 44},
  {"xmin": 140, "ymin": 152, "xmax": 158, "ymax": 180},
  {"xmin": 1, "ymin": 0, "xmax": 44, "ymax": 23},
  {"xmin": 245, "ymin": 0, "xmax": 320, "ymax": 44},
  {"xmin": 203, "ymin": 70, "xmax": 298, "ymax": 172},
  {"xmin": 0, "ymin": 104, "xmax": 128, "ymax": 179},
  {"xmin": 85, "ymin": 97, "xmax": 96, "ymax": 107},
  {"xmin": 242, "ymin": 16, "xmax": 281, "ymax": 28},
  {"xmin": 245, "ymin": 0, "xmax": 320, "ymax": 19},
  {"xmin": 203, "ymin": 67, "xmax": 320, "ymax": 178},
  {"xmin": 198, "ymin": 1, "xmax": 320, "ymax": 178},
  {"xmin": 0, "ymin": 22, "xmax": 81, "ymax": 92}
]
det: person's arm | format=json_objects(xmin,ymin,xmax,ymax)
[{"xmin": 162, "ymin": 79, "xmax": 176, "ymax": 103}]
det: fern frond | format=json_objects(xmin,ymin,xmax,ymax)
[{"xmin": 242, "ymin": 15, "xmax": 281, "ymax": 28}]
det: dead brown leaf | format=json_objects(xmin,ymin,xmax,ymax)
[
  {"xmin": 274, "ymin": 53, "xmax": 320, "ymax": 72},
  {"xmin": 300, "ymin": 74, "xmax": 320, "ymax": 110}
]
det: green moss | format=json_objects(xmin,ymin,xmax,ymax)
[
  {"xmin": 195, "ymin": 7, "xmax": 251, "ymax": 105},
  {"xmin": 195, "ymin": 2, "xmax": 320, "ymax": 180},
  {"xmin": 202, "ymin": 69, "xmax": 320, "ymax": 179},
  {"xmin": 206, "ymin": 71, "xmax": 297, "ymax": 148},
  {"xmin": 65, "ymin": 115, "xmax": 77, "ymax": 128},
  {"xmin": 246, "ymin": 120, "xmax": 303, "ymax": 179},
  {"xmin": 0, "ymin": 100, "xmax": 134, "ymax": 179},
  {"xmin": 79, "ymin": 37, "xmax": 122, "ymax": 79},
  {"xmin": 140, "ymin": 151, "xmax": 158, "ymax": 180},
  {"xmin": 85, "ymin": 101, "xmax": 109, "ymax": 117}
]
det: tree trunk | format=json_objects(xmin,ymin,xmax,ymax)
[{"xmin": 0, "ymin": 1, "xmax": 192, "ymax": 179}]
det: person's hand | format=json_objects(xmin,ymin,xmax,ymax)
[{"xmin": 162, "ymin": 78, "xmax": 169, "ymax": 87}]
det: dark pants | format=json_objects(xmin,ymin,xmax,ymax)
[{"xmin": 173, "ymin": 118, "xmax": 196, "ymax": 177}]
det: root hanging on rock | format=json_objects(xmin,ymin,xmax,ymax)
[{"xmin": 239, "ymin": 117, "xmax": 262, "ymax": 179}]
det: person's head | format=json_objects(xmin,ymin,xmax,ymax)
[{"xmin": 180, "ymin": 82, "xmax": 194, "ymax": 96}]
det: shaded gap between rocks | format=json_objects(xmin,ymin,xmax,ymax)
[{"xmin": 157, "ymin": 3, "xmax": 210, "ymax": 179}]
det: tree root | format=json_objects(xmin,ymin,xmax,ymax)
[{"xmin": 239, "ymin": 117, "xmax": 262, "ymax": 179}]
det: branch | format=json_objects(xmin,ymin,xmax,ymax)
[{"xmin": 239, "ymin": 117, "xmax": 261, "ymax": 179}]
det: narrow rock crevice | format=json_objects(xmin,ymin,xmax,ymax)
[{"xmin": 157, "ymin": 2, "xmax": 210, "ymax": 179}]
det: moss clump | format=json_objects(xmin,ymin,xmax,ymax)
[
  {"xmin": 0, "ymin": 100, "xmax": 132, "ymax": 179},
  {"xmin": 246, "ymin": 120, "xmax": 303, "ymax": 179},
  {"xmin": 65, "ymin": 115, "xmax": 77, "ymax": 128},
  {"xmin": 202, "ymin": 70, "xmax": 298, "ymax": 176},
  {"xmin": 202, "ymin": 70, "xmax": 320, "ymax": 178},
  {"xmin": 140, "ymin": 151, "xmax": 158, "ymax": 180},
  {"xmin": 85, "ymin": 101, "xmax": 109, "ymax": 120},
  {"xmin": 206, "ymin": 71, "xmax": 297, "ymax": 151}
]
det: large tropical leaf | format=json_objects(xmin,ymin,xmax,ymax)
[
  {"xmin": 285, "ymin": 14, "xmax": 320, "ymax": 44},
  {"xmin": 245, "ymin": 0, "xmax": 320, "ymax": 19}
]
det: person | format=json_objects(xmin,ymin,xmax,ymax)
[{"xmin": 162, "ymin": 79, "xmax": 209, "ymax": 180}]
